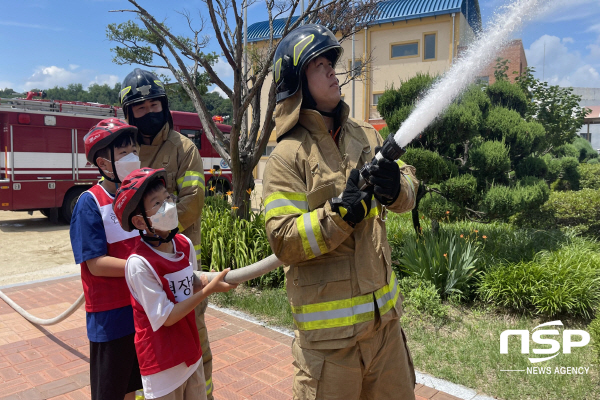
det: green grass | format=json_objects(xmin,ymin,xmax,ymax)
[
  {"xmin": 210, "ymin": 287, "xmax": 599, "ymax": 400},
  {"xmin": 210, "ymin": 285, "xmax": 293, "ymax": 328}
]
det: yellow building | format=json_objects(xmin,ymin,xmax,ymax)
[{"xmin": 248, "ymin": 0, "xmax": 482, "ymax": 180}]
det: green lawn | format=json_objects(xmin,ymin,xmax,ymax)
[{"xmin": 211, "ymin": 287, "xmax": 599, "ymax": 400}]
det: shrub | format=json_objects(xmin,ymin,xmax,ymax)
[
  {"xmin": 483, "ymin": 107, "xmax": 523, "ymax": 142},
  {"xmin": 541, "ymin": 189, "xmax": 600, "ymax": 236},
  {"xmin": 552, "ymin": 144, "xmax": 579, "ymax": 158},
  {"xmin": 515, "ymin": 156, "xmax": 548, "ymax": 179},
  {"xmin": 470, "ymin": 140, "xmax": 511, "ymax": 184},
  {"xmin": 482, "ymin": 185, "xmax": 516, "ymax": 220},
  {"xmin": 399, "ymin": 229, "xmax": 480, "ymax": 298},
  {"xmin": 588, "ymin": 158, "xmax": 599, "ymax": 165},
  {"xmin": 401, "ymin": 278, "xmax": 450, "ymax": 320},
  {"xmin": 573, "ymin": 137, "xmax": 598, "ymax": 162},
  {"xmin": 442, "ymin": 174, "xmax": 478, "ymax": 205},
  {"xmin": 400, "ymin": 148, "xmax": 456, "ymax": 183},
  {"xmin": 386, "ymin": 105, "xmax": 413, "ymax": 133},
  {"xmin": 201, "ymin": 200, "xmax": 281, "ymax": 287},
  {"xmin": 486, "ymin": 79, "xmax": 528, "ymax": 116},
  {"xmin": 379, "ymin": 126, "xmax": 390, "ymax": 140},
  {"xmin": 589, "ymin": 314, "xmax": 600, "ymax": 362},
  {"xmin": 514, "ymin": 178, "xmax": 550, "ymax": 211},
  {"xmin": 419, "ymin": 190, "xmax": 463, "ymax": 221},
  {"xmin": 478, "ymin": 243, "xmax": 600, "ymax": 318},
  {"xmin": 578, "ymin": 163, "xmax": 600, "ymax": 189}
]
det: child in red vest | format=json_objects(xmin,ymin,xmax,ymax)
[
  {"xmin": 113, "ymin": 168, "xmax": 236, "ymax": 399},
  {"xmin": 70, "ymin": 118, "xmax": 143, "ymax": 400}
]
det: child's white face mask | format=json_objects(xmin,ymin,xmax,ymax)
[
  {"xmin": 114, "ymin": 153, "xmax": 141, "ymax": 182},
  {"xmin": 149, "ymin": 200, "xmax": 178, "ymax": 231}
]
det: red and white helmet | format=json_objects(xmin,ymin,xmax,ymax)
[
  {"xmin": 113, "ymin": 168, "xmax": 167, "ymax": 232},
  {"xmin": 84, "ymin": 118, "xmax": 138, "ymax": 166}
]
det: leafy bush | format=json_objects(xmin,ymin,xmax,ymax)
[
  {"xmin": 478, "ymin": 243, "xmax": 600, "ymax": 318},
  {"xmin": 201, "ymin": 199, "xmax": 282, "ymax": 287},
  {"xmin": 589, "ymin": 314, "xmax": 600, "ymax": 362},
  {"xmin": 552, "ymin": 144, "xmax": 579, "ymax": 158},
  {"xmin": 400, "ymin": 148, "xmax": 457, "ymax": 183},
  {"xmin": 378, "ymin": 126, "xmax": 390, "ymax": 140},
  {"xmin": 470, "ymin": 140, "xmax": 510, "ymax": 185},
  {"xmin": 514, "ymin": 178, "xmax": 550, "ymax": 211},
  {"xmin": 442, "ymin": 174, "xmax": 478, "ymax": 206},
  {"xmin": 419, "ymin": 191, "xmax": 463, "ymax": 221},
  {"xmin": 573, "ymin": 137, "xmax": 599, "ymax": 162},
  {"xmin": 399, "ymin": 229, "xmax": 480, "ymax": 298},
  {"xmin": 399, "ymin": 277, "xmax": 449, "ymax": 320},
  {"xmin": 541, "ymin": 189, "xmax": 600, "ymax": 236},
  {"xmin": 486, "ymin": 80, "xmax": 528, "ymax": 116},
  {"xmin": 578, "ymin": 163, "xmax": 600, "ymax": 189},
  {"xmin": 587, "ymin": 158, "xmax": 599, "ymax": 165},
  {"xmin": 482, "ymin": 185, "xmax": 516, "ymax": 220},
  {"xmin": 515, "ymin": 156, "xmax": 548, "ymax": 179}
]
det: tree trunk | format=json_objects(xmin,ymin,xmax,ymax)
[{"xmin": 231, "ymin": 163, "xmax": 254, "ymax": 219}]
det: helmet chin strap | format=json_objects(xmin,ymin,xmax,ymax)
[
  {"xmin": 138, "ymin": 210, "xmax": 178, "ymax": 247},
  {"xmin": 97, "ymin": 147, "xmax": 122, "ymax": 184}
]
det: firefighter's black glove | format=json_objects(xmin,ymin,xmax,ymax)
[
  {"xmin": 369, "ymin": 147, "xmax": 401, "ymax": 206},
  {"xmin": 331, "ymin": 169, "xmax": 373, "ymax": 227}
]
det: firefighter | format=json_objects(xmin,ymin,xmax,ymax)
[
  {"xmin": 119, "ymin": 69, "xmax": 214, "ymax": 399},
  {"xmin": 263, "ymin": 24, "xmax": 418, "ymax": 399}
]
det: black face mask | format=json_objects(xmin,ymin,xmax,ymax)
[{"xmin": 135, "ymin": 111, "xmax": 166, "ymax": 138}]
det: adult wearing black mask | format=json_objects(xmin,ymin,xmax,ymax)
[{"xmin": 120, "ymin": 69, "xmax": 214, "ymax": 399}]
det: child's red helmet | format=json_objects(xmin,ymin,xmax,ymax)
[
  {"xmin": 113, "ymin": 168, "xmax": 167, "ymax": 232},
  {"xmin": 84, "ymin": 118, "xmax": 138, "ymax": 166}
]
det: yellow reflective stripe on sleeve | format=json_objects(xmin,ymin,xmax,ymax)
[
  {"xmin": 176, "ymin": 171, "xmax": 205, "ymax": 191},
  {"xmin": 296, "ymin": 210, "xmax": 327, "ymax": 259},
  {"xmin": 264, "ymin": 192, "xmax": 308, "ymax": 221},
  {"xmin": 291, "ymin": 292, "xmax": 375, "ymax": 331},
  {"xmin": 374, "ymin": 271, "xmax": 400, "ymax": 316},
  {"xmin": 397, "ymin": 160, "xmax": 406, "ymax": 167},
  {"xmin": 205, "ymin": 376, "xmax": 213, "ymax": 395}
]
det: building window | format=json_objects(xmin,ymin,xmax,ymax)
[
  {"xmin": 423, "ymin": 33, "xmax": 437, "ymax": 61},
  {"xmin": 181, "ymin": 129, "xmax": 202, "ymax": 149},
  {"xmin": 263, "ymin": 145, "xmax": 276, "ymax": 157},
  {"xmin": 390, "ymin": 41, "xmax": 419, "ymax": 59},
  {"xmin": 372, "ymin": 93, "xmax": 384, "ymax": 106},
  {"xmin": 348, "ymin": 59, "xmax": 364, "ymax": 77}
]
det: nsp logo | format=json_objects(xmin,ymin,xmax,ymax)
[{"xmin": 500, "ymin": 320, "xmax": 590, "ymax": 363}]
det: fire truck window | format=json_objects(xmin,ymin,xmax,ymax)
[{"xmin": 181, "ymin": 129, "xmax": 202, "ymax": 149}]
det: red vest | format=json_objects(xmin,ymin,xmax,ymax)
[
  {"xmin": 81, "ymin": 184, "xmax": 138, "ymax": 312},
  {"xmin": 130, "ymin": 234, "xmax": 202, "ymax": 376}
]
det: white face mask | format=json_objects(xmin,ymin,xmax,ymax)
[
  {"xmin": 149, "ymin": 200, "xmax": 178, "ymax": 231},
  {"xmin": 114, "ymin": 153, "xmax": 141, "ymax": 182}
]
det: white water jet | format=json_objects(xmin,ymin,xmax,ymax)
[{"xmin": 393, "ymin": 0, "xmax": 552, "ymax": 148}]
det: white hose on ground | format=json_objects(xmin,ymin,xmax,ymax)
[
  {"xmin": 0, "ymin": 290, "xmax": 85, "ymax": 326},
  {"xmin": 196, "ymin": 253, "xmax": 283, "ymax": 284}
]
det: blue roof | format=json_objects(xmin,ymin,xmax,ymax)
[{"xmin": 247, "ymin": 0, "xmax": 481, "ymax": 42}]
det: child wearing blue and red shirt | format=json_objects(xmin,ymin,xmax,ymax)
[{"xmin": 70, "ymin": 118, "xmax": 143, "ymax": 400}]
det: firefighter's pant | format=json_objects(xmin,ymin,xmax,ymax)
[
  {"xmin": 195, "ymin": 299, "xmax": 213, "ymax": 400},
  {"xmin": 292, "ymin": 320, "xmax": 416, "ymax": 400}
]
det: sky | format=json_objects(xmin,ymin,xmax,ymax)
[{"xmin": 1, "ymin": 0, "xmax": 600, "ymax": 98}]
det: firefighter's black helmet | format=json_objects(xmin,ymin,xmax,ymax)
[
  {"xmin": 273, "ymin": 24, "xmax": 343, "ymax": 103},
  {"xmin": 120, "ymin": 68, "xmax": 173, "ymax": 130}
]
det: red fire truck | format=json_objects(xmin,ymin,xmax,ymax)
[{"xmin": 0, "ymin": 96, "xmax": 232, "ymax": 222}]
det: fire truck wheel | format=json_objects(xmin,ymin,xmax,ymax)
[
  {"xmin": 39, "ymin": 208, "xmax": 50, "ymax": 218},
  {"xmin": 60, "ymin": 187, "xmax": 87, "ymax": 223}
]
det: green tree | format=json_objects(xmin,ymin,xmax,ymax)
[
  {"xmin": 106, "ymin": 0, "xmax": 381, "ymax": 218},
  {"xmin": 378, "ymin": 73, "xmax": 557, "ymax": 230}
]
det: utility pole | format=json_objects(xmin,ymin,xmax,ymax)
[
  {"xmin": 351, "ymin": 2, "xmax": 355, "ymax": 118},
  {"xmin": 243, "ymin": 0, "xmax": 248, "ymax": 137}
]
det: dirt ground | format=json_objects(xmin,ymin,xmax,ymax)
[{"xmin": 0, "ymin": 210, "xmax": 78, "ymax": 286}]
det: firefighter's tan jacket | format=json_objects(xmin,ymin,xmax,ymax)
[
  {"xmin": 263, "ymin": 91, "xmax": 418, "ymax": 350},
  {"xmin": 138, "ymin": 123, "xmax": 205, "ymax": 261}
]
